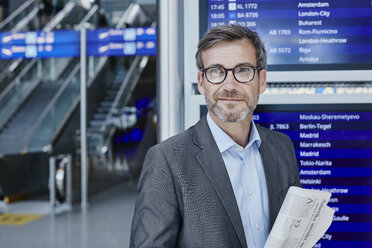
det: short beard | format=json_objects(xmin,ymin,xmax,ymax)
[{"xmin": 205, "ymin": 92, "xmax": 259, "ymax": 123}]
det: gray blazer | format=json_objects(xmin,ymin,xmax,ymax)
[{"xmin": 130, "ymin": 116, "xmax": 301, "ymax": 248}]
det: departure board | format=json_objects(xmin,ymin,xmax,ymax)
[
  {"xmin": 253, "ymin": 104, "xmax": 372, "ymax": 248},
  {"xmin": 201, "ymin": 0, "xmax": 372, "ymax": 70}
]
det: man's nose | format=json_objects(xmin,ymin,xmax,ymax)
[{"xmin": 222, "ymin": 70, "xmax": 238, "ymax": 90}]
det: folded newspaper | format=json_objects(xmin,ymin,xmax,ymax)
[{"xmin": 264, "ymin": 186, "xmax": 335, "ymax": 248}]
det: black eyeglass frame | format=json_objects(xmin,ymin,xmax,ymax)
[{"xmin": 201, "ymin": 65, "xmax": 263, "ymax": 84}]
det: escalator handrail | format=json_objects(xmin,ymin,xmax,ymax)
[
  {"xmin": 12, "ymin": 6, "xmax": 39, "ymax": 32},
  {"xmin": 43, "ymin": 2, "xmax": 75, "ymax": 32},
  {"xmin": 116, "ymin": 3, "xmax": 141, "ymax": 28},
  {"xmin": 0, "ymin": 0, "xmax": 37, "ymax": 31},
  {"xmin": 21, "ymin": 64, "xmax": 80, "ymax": 149},
  {"xmin": 77, "ymin": 5, "xmax": 99, "ymax": 29},
  {"xmin": 0, "ymin": 59, "xmax": 37, "ymax": 102}
]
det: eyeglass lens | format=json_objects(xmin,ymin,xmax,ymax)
[{"xmin": 205, "ymin": 66, "xmax": 256, "ymax": 84}]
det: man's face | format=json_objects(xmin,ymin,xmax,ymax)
[{"xmin": 197, "ymin": 38, "xmax": 267, "ymax": 123}]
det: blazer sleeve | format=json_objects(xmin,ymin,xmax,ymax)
[{"xmin": 130, "ymin": 145, "xmax": 180, "ymax": 248}]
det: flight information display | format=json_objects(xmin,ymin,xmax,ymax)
[
  {"xmin": 201, "ymin": 0, "xmax": 372, "ymax": 70},
  {"xmin": 252, "ymin": 103, "xmax": 372, "ymax": 248}
]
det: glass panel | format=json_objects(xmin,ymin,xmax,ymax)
[
  {"xmin": 0, "ymin": 0, "xmax": 37, "ymax": 31},
  {"xmin": 0, "ymin": 59, "xmax": 39, "ymax": 129},
  {"xmin": 24, "ymin": 55, "xmax": 106, "ymax": 152}
]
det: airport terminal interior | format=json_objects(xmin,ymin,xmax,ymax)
[
  {"xmin": 0, "ymin": 0, "xmax": 372, "ymax": 247},
  {"xmin": 0, "ymin": 0, "xmax": 155, "ymax": 247}
]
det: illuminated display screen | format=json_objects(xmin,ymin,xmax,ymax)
[
  {"xmin": 200, "ymin": 0, "xmax": 372, "ymax": 71},
  {"xmin": 255, "ymin": 104, "xmax": 372, "ymax": 248},
  {"xmin": 200, "ymin": 103, "xmax": 372, "ymax": 247}
]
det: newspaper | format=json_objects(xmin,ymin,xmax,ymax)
[{"xmin": 264, "ymin": 186, "xmax": 335, "ymax": 248}]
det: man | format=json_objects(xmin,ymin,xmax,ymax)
[{"xmin": 130, "ymin": 25, "xmax": 301, "ymax": 248}]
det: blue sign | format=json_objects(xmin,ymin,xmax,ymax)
[
  {"xmin": 0, "ymin": 30, "xmax": 80, "ymax": 45},
  {"xmin": 0, "ymin": 27, "xmax": 157, "ymax": 59},
  {"xmin": 0, "ymin": 44, "xmax": 80, "ymax": 59},
  {"xmin": 86, "ymin": 41, "xmax": 156, "ymax": 57},
  {"xmin": 86, "ymin": 27, "xmax": 156, "ymax": 42}
]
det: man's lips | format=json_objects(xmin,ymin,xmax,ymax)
[{"xmin": 218, "ymin": 98, "xmax": 243, "ymax": 101}]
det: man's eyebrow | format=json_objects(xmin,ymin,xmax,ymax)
[
  {"xmin": 205, "ymin": 63, "xmax": 224, "ymax": 68},
  {"xmin": 205, "ymin": 62, "xmax": 256, "ymax": 68},
  {"xmin": 236, "ymin": 62, "xmax": 255, "ymax": 67}
]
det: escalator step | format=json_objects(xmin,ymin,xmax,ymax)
[
  {"xmin": 93, "ymin": 113, "xmax": 107, "ymax": 119},
  {"xmin": 100, "ymin": 101, "xmax": 113, "ymax": 107},
  {"xmin": 104, "ymin": 96, "xmax": 116, "ymax": 102},
  {"xmin": 89, "ymin": 120, "xmax": 104, "ymax": 128},
  {"xmin": 97, "ymin": 107, "xmax": 110, "ymax": 113}
]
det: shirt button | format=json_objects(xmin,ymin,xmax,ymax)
[
  {"xmin": 243, "ymin": 160, "xmax": 247, "ymax": 165},
  {"xmin": 256, "ymin": 224, "xmax": 261, "ymax": 230},
  {"xmin": 234, "ymin": 147, "xmax": 240, "ymax": 151},
  {"xmin": 248, "ymin": 191, "xmax": 252, "ymax": 196}
]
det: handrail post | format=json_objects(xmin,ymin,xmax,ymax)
[
  {"xmin": 80, "ymin": 25, "xmax": 88, "ymax": 209},
  {"xmin": 49, "ymin": 156, "xmax": 56, "ymax": 214}
]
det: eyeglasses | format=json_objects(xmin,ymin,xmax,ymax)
[{"xmin": 201, "ymin": 65, "xmax": 262, "ymax": 84}]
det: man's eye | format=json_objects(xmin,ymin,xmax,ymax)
[{"xmin": 209, "ymin": 68, "xmax": 224, "ymax": 74}]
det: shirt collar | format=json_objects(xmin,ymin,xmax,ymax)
[{"xmin": 206, "ymin": 113, "xmax": 262, "ymax": 153}]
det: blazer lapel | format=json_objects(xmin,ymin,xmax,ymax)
[
  {"xmin": 257, "ymin": 125, "xmax": 279, "ymax": 230},
  {"xmin": 193, "ymin": 117, "xmax": 247, "ymax": 248}
]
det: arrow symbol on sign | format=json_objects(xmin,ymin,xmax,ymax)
[
  {"xmin": 146, "ymin": 41, "xmax": 155, "ymax": 49},
  {"xmin": 98, "ymin": 32, "xmax": 109, "ymax": 40},
  {"xmin": 98, "ymin": 45, "xmax": 109, "ymax": 53},
  {"xmin": 146, "ymin": 28, "xmax": 155, "ymax": 35},
  {"xmin": 2, "ymin": 35, "xmax": 12, "ymax": 44},
  {"xmin": 2, "ymin": 48, "xmax": 12, "ymax": 56}
]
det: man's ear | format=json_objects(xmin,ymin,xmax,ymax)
[
  {"xmin": 197, "ymin": 71, "xmax": 205, "ymax": 95},
  {"xmin": 258, "ymin": 69, "xmax": 267, "ymax": 94}
]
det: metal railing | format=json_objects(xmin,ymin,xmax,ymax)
[
  {"xmin": 0, "ymin": 0, "xmax": 37, "ymax": 31},
  {"xmin": 12, "ymin": 7, "xmax": 39, "ymax": 32}
]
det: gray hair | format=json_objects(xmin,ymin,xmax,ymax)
[{"xmin": 195, "ymin": 24, "xmax": 267, "ymax": 71}]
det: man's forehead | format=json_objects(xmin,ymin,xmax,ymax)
[
  {"xmin": 204, "ymin": 38, "xmax": 254, "ymax": 50},
  {"xmin": 201, "ymin": 39, "xmax": 257, "ymax": 66}
]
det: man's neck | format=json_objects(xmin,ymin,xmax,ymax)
[{"xmin": 209, "ymin": 112, "xmax": 252, "ymax": 147}]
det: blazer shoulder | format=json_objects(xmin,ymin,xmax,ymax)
[
  {"xmin": 159, "ymin": 125, "xmax": 194, "ymax": 146},
  {"xmin": 151, "ymin": 125, "xmax": 196, "ymax": 158}
]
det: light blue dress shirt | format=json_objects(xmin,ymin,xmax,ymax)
[{"xmin": 207, "ymin": 113, "xmax": 269, "ymax": 248}]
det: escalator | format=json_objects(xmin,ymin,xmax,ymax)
[
  {"xmin": 81, "ymin": 5, "xmax": 155, "ymax": 159},
  {"xmin": 0, "ymin": 3, "xmax": 98, "ymax": 156},
  {"xmin": 18, "ymin": 3, "xmax": 155, "ymax": 157},
  {"xmin": 0, "ymin": 3, "xmax": 101, "ymax": 197},
  {"xmin": 0, "ymin": 60, "xmax": 78, "ymax": 155},
  {"xmin": 0, "ymin": 3, "xmax": 156, "ymax": 199}
]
